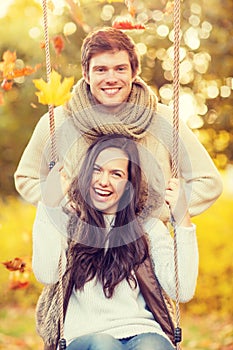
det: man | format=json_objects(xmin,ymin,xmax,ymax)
[{"xmin": 14, "ymin": 27, "xmax": 222, "ymax": 221}]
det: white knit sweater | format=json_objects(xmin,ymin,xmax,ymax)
[
  {"xmin": 14, "ymin": 103, "xmax": 222, "ymax": 221},
  {"xmin": 32, "ymin": 202, "xmax": 199, "ymax": 346}
]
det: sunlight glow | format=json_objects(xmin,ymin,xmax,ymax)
[{"xmin": 0, "ymin": 0, "xmax": 14, "ymax": 18}]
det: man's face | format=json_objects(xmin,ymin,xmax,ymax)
[{"xmin": 83, "ymin": 50, "xmax": 134, "ymax": 107}]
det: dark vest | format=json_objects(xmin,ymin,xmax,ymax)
[{"xmin": 135, "ymin": 256, "xmax": 176, "ymax": 346}]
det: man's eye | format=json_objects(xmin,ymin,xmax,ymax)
[{"xmin": 118, "ymin": 66, "xmax": 128, "ymax": 72}]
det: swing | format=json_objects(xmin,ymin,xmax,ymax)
[{"xmin": 41, "ymin": 1, "xmax": 182, "ymax": 349}]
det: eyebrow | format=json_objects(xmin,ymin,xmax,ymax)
[{"xmin": 94, "ymin": 163, "xmax": 127, "ymax": 176}]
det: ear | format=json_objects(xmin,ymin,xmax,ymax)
[{"xmin": 82, "ymin": 68, "xmax": 90, "ymax": 84}]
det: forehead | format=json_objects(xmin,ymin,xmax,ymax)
[
  {"xmin": 89, "ymin": 50, "xmax": 131, "ymax": 68},
  {"xmin": 95, "ymin": 147, "xmax": 129, "ymax": 168}
]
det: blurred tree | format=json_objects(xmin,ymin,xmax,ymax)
[{"xmin": 0, "ymin": 0, "xmax": 232, "ymax": 196}]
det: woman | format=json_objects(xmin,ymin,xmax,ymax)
[{"xmin": 32, "ymin": 134, "xmax": 198, "ymax": 350}]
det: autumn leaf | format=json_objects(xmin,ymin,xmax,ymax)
[
  {"xmin": 0, "ymin": 50, "xmax": 16, "ymax": 77},
  {"xmin": 9, "ymin": 270, "xmax": 30, "ymax": 290},
  {"xmin": 0, "ymin": 50, "xmax": 41, "ymax": 89},
  {"xmin": 9, "ymin": 279, "xmax": 30, "ymax": 290},
  {"xmin": 1, "ymin": 79, "xmax": 13, "ymax": 91},
  {"xmin": 33, "ymin": 70, "xmax": 74, "ymax": 106},
  {"xmin": 51, "ymin": 35, "xmax": 65, "ymax": 55},
  {"xmin": 2, "ymin": 257, "xmax": 31, "ymax": 273},
  {"xmin": 11, "ymin": 64, "xmax": 42, "ymax": 79},
  {"xmin": 112, "ymin": 19, "xmax": 145, "ymax": 30},
  {"xmin": 0, "ymin": 91, "xmax": 4, "ymax": 105}
]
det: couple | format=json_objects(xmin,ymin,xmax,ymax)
[{"xmin": 14, "ymin": 27, "xmax": 222, "ymax": 349}]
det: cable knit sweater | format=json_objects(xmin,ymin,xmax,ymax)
[
  {"xmin": 14, "ymin": 78, "xmax": 222, "ymax": 221},
  {"xmin": 32, "ymin": 202, "xmax": 199, "ymax": 347}
]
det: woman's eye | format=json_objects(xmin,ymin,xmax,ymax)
[
  {"xmin": 112, "ymin": 172, "xmax": 122, "ymax": 178},
  {"xmin": 93, "ymin": 167, "xmax": 101, "ymax": 174}
]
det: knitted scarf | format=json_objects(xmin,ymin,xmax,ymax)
[{"xmin": 65, "ymin": 77, "xmax": 157, "ymax": 140}]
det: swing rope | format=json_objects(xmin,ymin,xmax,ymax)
[
  {"xmin": 172, "ymin": 0, "xmax": 182, "ymax": 349},
  {"xmin": 42, "ymin": 1, "xmax": 66, "ymax": 349},
  {"xmin": 41, "ymin": 1, "xmax": 182, "ymax": 349},
  {"xmin": 41, "ymin": 0, "xmax": 57, "ymax": 170}
]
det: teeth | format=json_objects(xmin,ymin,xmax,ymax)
[
  {"xmin": 103, "ymin": 88, "xmax": 119, "ymax": 95},
  {"xmin": 95, "ymin": 188, "xmax": 111, "ymax": 196}
]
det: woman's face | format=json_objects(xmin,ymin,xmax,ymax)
[{"xmin": 90, "ymin": 147, "xmax": 129, "ymax": 214}]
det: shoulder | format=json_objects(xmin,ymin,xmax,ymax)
[
  {"xmin": 156, "ymin": 103, "xmax": 173, "ymax": 120},
  {"xmin": 35, "ymin": 106, "xmax": 68, "ymax": 131}
]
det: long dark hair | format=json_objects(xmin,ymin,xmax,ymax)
[{"xmin": 66, "ymin": 134, "xmax": 149, "ymax": 297}]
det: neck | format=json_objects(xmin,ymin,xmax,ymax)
[{"xmin": 103, "ymin": 213, "xmax": 115, "ymax": 230}]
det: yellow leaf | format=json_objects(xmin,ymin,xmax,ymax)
[{"xmin": 33, "ymin": 70, "xmax": 74, "ymax": 106}]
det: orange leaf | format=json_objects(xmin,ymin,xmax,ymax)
[
  {"xmin": 0, "ymin": 50, "xmax": 16, "ymax": 77},
  {"xmin": 4, "ymin": 64, "xmax": 42, "ymax": 80},
  {"xmin": 1, "ymin": 79, "xmax": 13, "ymax": 91},
  {"xmin": 112, "ymin": 19, "xmax": 145, "ymax": 30},
  {"xmin": 0, "ymin": 92, "xmax": 4, "ymax": 105},
  {"xmin": 52, "ymin": 35, "xmax": 65, "ymax": 55},
  {"xmin": 2, "ymin": 257, "xmax": 27, "ymax": 272},
  {"xmin": 40, "ymin": 41, "xmax": 46, "ymax": 49},
  {"xmin": 9, "ymin": 280, "xmax": 29, "ymax": 290}
]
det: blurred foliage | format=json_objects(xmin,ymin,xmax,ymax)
[
  {"xmin": 0, "ymin": 181, "xmax": 232, "ymax": 317},
  {"xmin": 0, "ymin": 0, "xmax": 233, "ymax": 196}
]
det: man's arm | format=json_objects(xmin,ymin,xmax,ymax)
[
  {"xmin": 157, "ymin": 103, "xmax": 223, "ymax": 217},
  {"xmin": 14, "ymin": 112, "xmax": 52, "ymax": 205},
  {"xmin": 14, "ymin": 105, "xmax": 70, "ymax": 205}
]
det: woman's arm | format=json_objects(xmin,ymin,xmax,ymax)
[
  {"xmin": 145, "ymin": 177, "xmax": 199, "ymax": 302},
  {"xmin": 32, "ymin": 202, "xmax": 68, "ymax": 285},
  {"xmin": 32, "ymin": 159, "xmax": 70, "ymax": 285},
  {"xmin": 146, "ymin": 219, "xmax": 199, "ymax": 302}
]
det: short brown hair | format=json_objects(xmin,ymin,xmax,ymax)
[{"xmin": 81, "ymin": 27, "xmax": 141, "ymax": 78}]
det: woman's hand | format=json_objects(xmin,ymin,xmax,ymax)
[
  {"xmin": 165, "ymin": 178, "xmax": 192, "ymax": 227},
  {"xmin": 41, "ymin": 162, "xmax": 70, "ymax": 207}
]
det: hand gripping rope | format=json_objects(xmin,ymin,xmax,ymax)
[{"xmin": 41, "ymin": 0, "xmax": 182, "ymax": 349}]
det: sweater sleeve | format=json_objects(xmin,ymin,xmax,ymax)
[
  {"xmin": 14, "ymin": 106, "xmax": 68, "ymax": 206},
  {"xmin": 32, "ymin": 201, "xmax": 68, "ymax": 285},
  {"xmin": 144, "ymin": 218, "xmax": 199, "ymax": 303},
  {"xmin": 155, "ymin": 103, "xmax": 223, "ymax": 217}
]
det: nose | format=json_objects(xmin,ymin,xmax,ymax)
[
  {"xmin": 105, "ymin": 69, "xmax": 117, "ymax": 83},
  {"xmin": 98, "ymin": 171, "xmax": 110, "ymax": 187}
]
